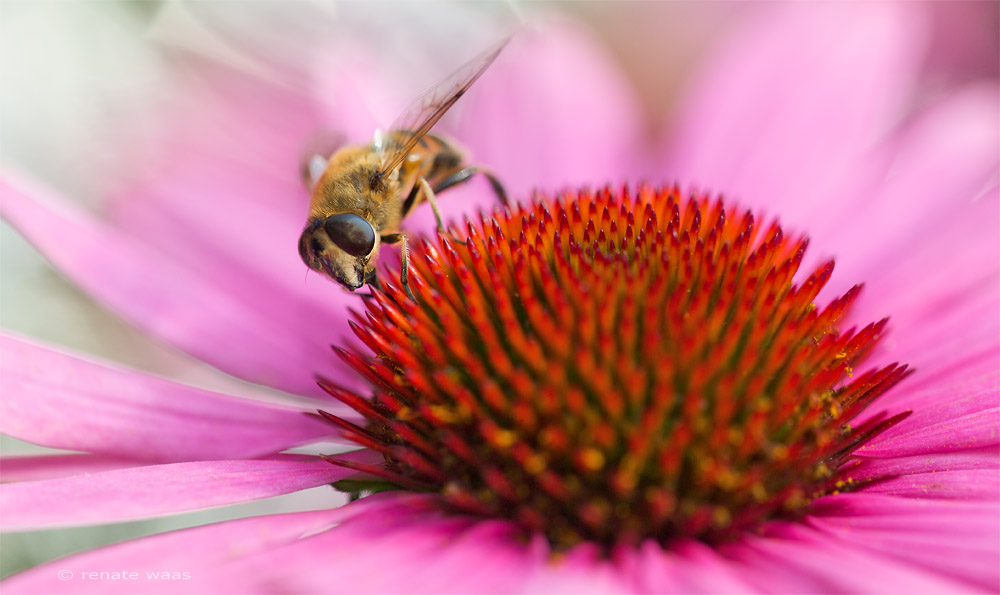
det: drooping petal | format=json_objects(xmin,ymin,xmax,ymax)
[
  {"xmin": 0, "ymin": 172, "xmax": 358, "ymax": 398},
  {"xmin": 1, "ymin": 505, "xmax": 352, "ymax": 594},
  {"xmin": 212, "ymin": 513, "xmax": 535, "ymax": 594},
  {"xmin": 104, "ymin": 56, "xmax": 373, "ymax": 365},
  {"xmin": 0, "ymin": 453, "xmax": 375, "ymax": 530},
  {"xmin": 185, "ymin": 493, "xmax": 636, "ymax": 594},
  {"xmin": 0, "ymin": 454, "xmax": 144, "ymax": 482},
  {"xmin": 0, "ymin": 333, "xmax": 349, "ymax": 462},
  {"xmin": 1, "ymin": 493, "xmax": 525, "ymax": 594}
]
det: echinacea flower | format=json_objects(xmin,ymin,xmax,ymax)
[{"xmin": 2, "ymin": 3, "xmax": 997, "ymax": 594}]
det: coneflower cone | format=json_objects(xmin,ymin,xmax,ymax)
[{"xmin": 319, "ymin": 184, "xmax": 912, "ymax": 549}]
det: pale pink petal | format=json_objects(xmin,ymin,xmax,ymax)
[
  {"xmin": 809, "ymin": 494, "xmax": 1000, "ymax": 591},
  {"xmin": 105, "ymin": 58, "xmax": 372, "ymax": 374},
  {"xmin": 813, "ymin": 87, "xmax": 1000, "ymax": 342},
  {"xmin": 0, "ymin": 333, "xmax": 347, "ymax": 462},
  {"xmin": 869, "ymin": 277, "xmax": 999, "ymax": 379},
  {"xmin": 199, "ymin": 493, "xmax": 636, "ymax": 594},
  {"xmin": 0, "ymin": 453, "xmax": 375, "ymax": 530},
  {"xmin": 1, "ymin": 506, "xmax": 352, "ymax": 594},
  {"xmin": 814, "ymin": 85, "xmax": 999, "ymax": 296},
  {"xmin": 665, "ymin": 2, "xmax": 926, "ymax": 220},
  {"xmin": 16, "ymin": 492, "xmax": 531, "ymax": 594},
  {"xmin": 197, "ymin": 494, "xmax": 540, "ymax": 594},
  {"xmin": 242, "ymin": 520, "xmax": 534, "ymax": 594},
  {"xmin": 401, "ymin": 18, "xmax": 646, "ymax": 237},
  {"xmin": 465, "ymin": 20, "xmax": 644, "ymax": 191},
  {"xmin": 0, "ymin": 172, "xmax": 356, "ymax": 398},
  {"xmin": 0, "ymin": 454, "xmax": 144, "ymax": 482}
]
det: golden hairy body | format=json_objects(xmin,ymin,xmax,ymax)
[
  {"xmin": 298, "ymin": 40, "xmax": 509, "ymax": 294},
  {"xmin": 308, "ymin": 132, "xmax": 465, "ymax": 240}
]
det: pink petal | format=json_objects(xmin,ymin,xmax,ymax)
[
  {"xmin": 204, "ymin": 494, "xmax": 641, "ymax": 594},
  {"xmin": 879, "ymin": 342, "xmax": 998, "ymax": 413},
  {"xmin": 197, "ymin": 494, "xmax": 543, "ymax": 594},
  {"xmin": 857, "ymin": 387, "xmax": 998, "ymax": 457},
  {"xmin": 844, "ymin": 448, "xmax": 998, "ymax": 500},
  {"xmin": 458, "ymin": 20, "xmax": 644, "ymax": 197},
  {"xmin": 723, "ymin": 520, "xmax": 985, "ymax": 593},
  {"xmin": 665, "ymin": 2, "xmax": 926, "ymax": 220},
  {"xmin": 104, "ymin": 60, "xmax": 374, "ymax": 377},
  {"xmin": 615, "ymin": 539, "xmax": 756, "ymax": 594},
  {"xmin": 817, "ymin": 88, "xmax": 1000, "ymax": 356},
  {"xmin": 0, "ymin": 171, "xmax": 358, "ymax": 398},
  {"xmin": 400, "ymin": 18, "xmax": 646, "ymax": 238},
  {"xmin": 809, "ymin": 494, "xmax": 999, "ymax": 591},
  {"xmin": 859, "ymin": 468, "xmax": 999, "ymax": 501},
  {"xmin": 867, "ymin": 406, "xmax": 999, "ymax": 456},
  {"xmin": 0, "ymin": 455, "xmax": 144, "ymax": 482},
  {"xmin": 1, "ymin": 506, "xmax": 352, "ymax": 594},
  {"xmin": 815, "ymin": 85, "xmax": 999, "ymax": 300},
  {"xmin": 869, "ymin": 281, "xmax": 999, "ymax": 384},
  {"xmin": 519, "ymin": 541, "xmax": 633, "ymax": 595},
  {"xmin": 0, "ymin": 333, "xmax": 347, "ymax": 462},
  {"xmin": 0, "ymin": 452, "xmax": 375, "ymax": 530}
]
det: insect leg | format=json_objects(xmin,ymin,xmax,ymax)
[
  {"xmin": 399, "ymin": 234, "xmax": 416, "ymax": 301},
  {"xmin": 418, "ymin": 177, "xmax": 467, "ymax": 245},
  {"xmin": 433, "ymin": 166, "xmax": 508, "ymax": 206},
  {"xmin": 381, "ymin": 232, "xmax": 416, "ymax": 301}
]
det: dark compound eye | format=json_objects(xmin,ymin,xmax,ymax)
[{"xmin": 324, "ymin": 213, "xmax": 375, "ymax": 257}]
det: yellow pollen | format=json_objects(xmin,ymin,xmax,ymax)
[
  {"xmin": 579, "ymin": 447, "xmax": 605, "ymax": 471},
  {"xmin": 712, "ymin": 506, "xmax": 732, "ymax": 527},
  {"xmin": 428, "ymin": 405, "xmax": 458, "ymax": 423},
  {"xmin": 771, "ymin": 445, "xmax": 790, "ymax": 461},
  {"xmin": 493, "ymin": 429, "xmax": 517, "ymax": 448},
  {"xmin": 524, "ymin": 454, "xmax": 547, "ymax": 475}
]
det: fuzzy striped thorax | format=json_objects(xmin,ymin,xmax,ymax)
[{"xmin": 318, "ymin": 184, "xmax": 911, "ymax": 549}]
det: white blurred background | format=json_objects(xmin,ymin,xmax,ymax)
[{"xmin": 1, "ymin": 0, "xmax": 996, "ymax": 579}]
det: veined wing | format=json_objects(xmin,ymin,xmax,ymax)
[{"xmin": 375, "ymin": 38, "xmax": 509, "ymax": 178}]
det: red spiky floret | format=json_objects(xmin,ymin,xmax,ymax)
[{"xmin": 319, "ymin": 184, "xmax": 912, "ymax": 549}]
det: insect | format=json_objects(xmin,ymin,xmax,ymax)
[{"xmin": 298, "ymin": 40, "xmax": 509, "ymax": 298}]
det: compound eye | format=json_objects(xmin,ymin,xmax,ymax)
[{"xmin": 324, "ymin": 213, "xmax": 375, "ymax": 257}]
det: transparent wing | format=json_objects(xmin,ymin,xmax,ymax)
[{"xmin": 375, "ymin": 37, "xmax": 509, "ymax": 177}]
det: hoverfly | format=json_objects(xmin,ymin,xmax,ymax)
[{"xmin": 298, "ymin": 40, "xmax": 508, "ymax": 297}]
